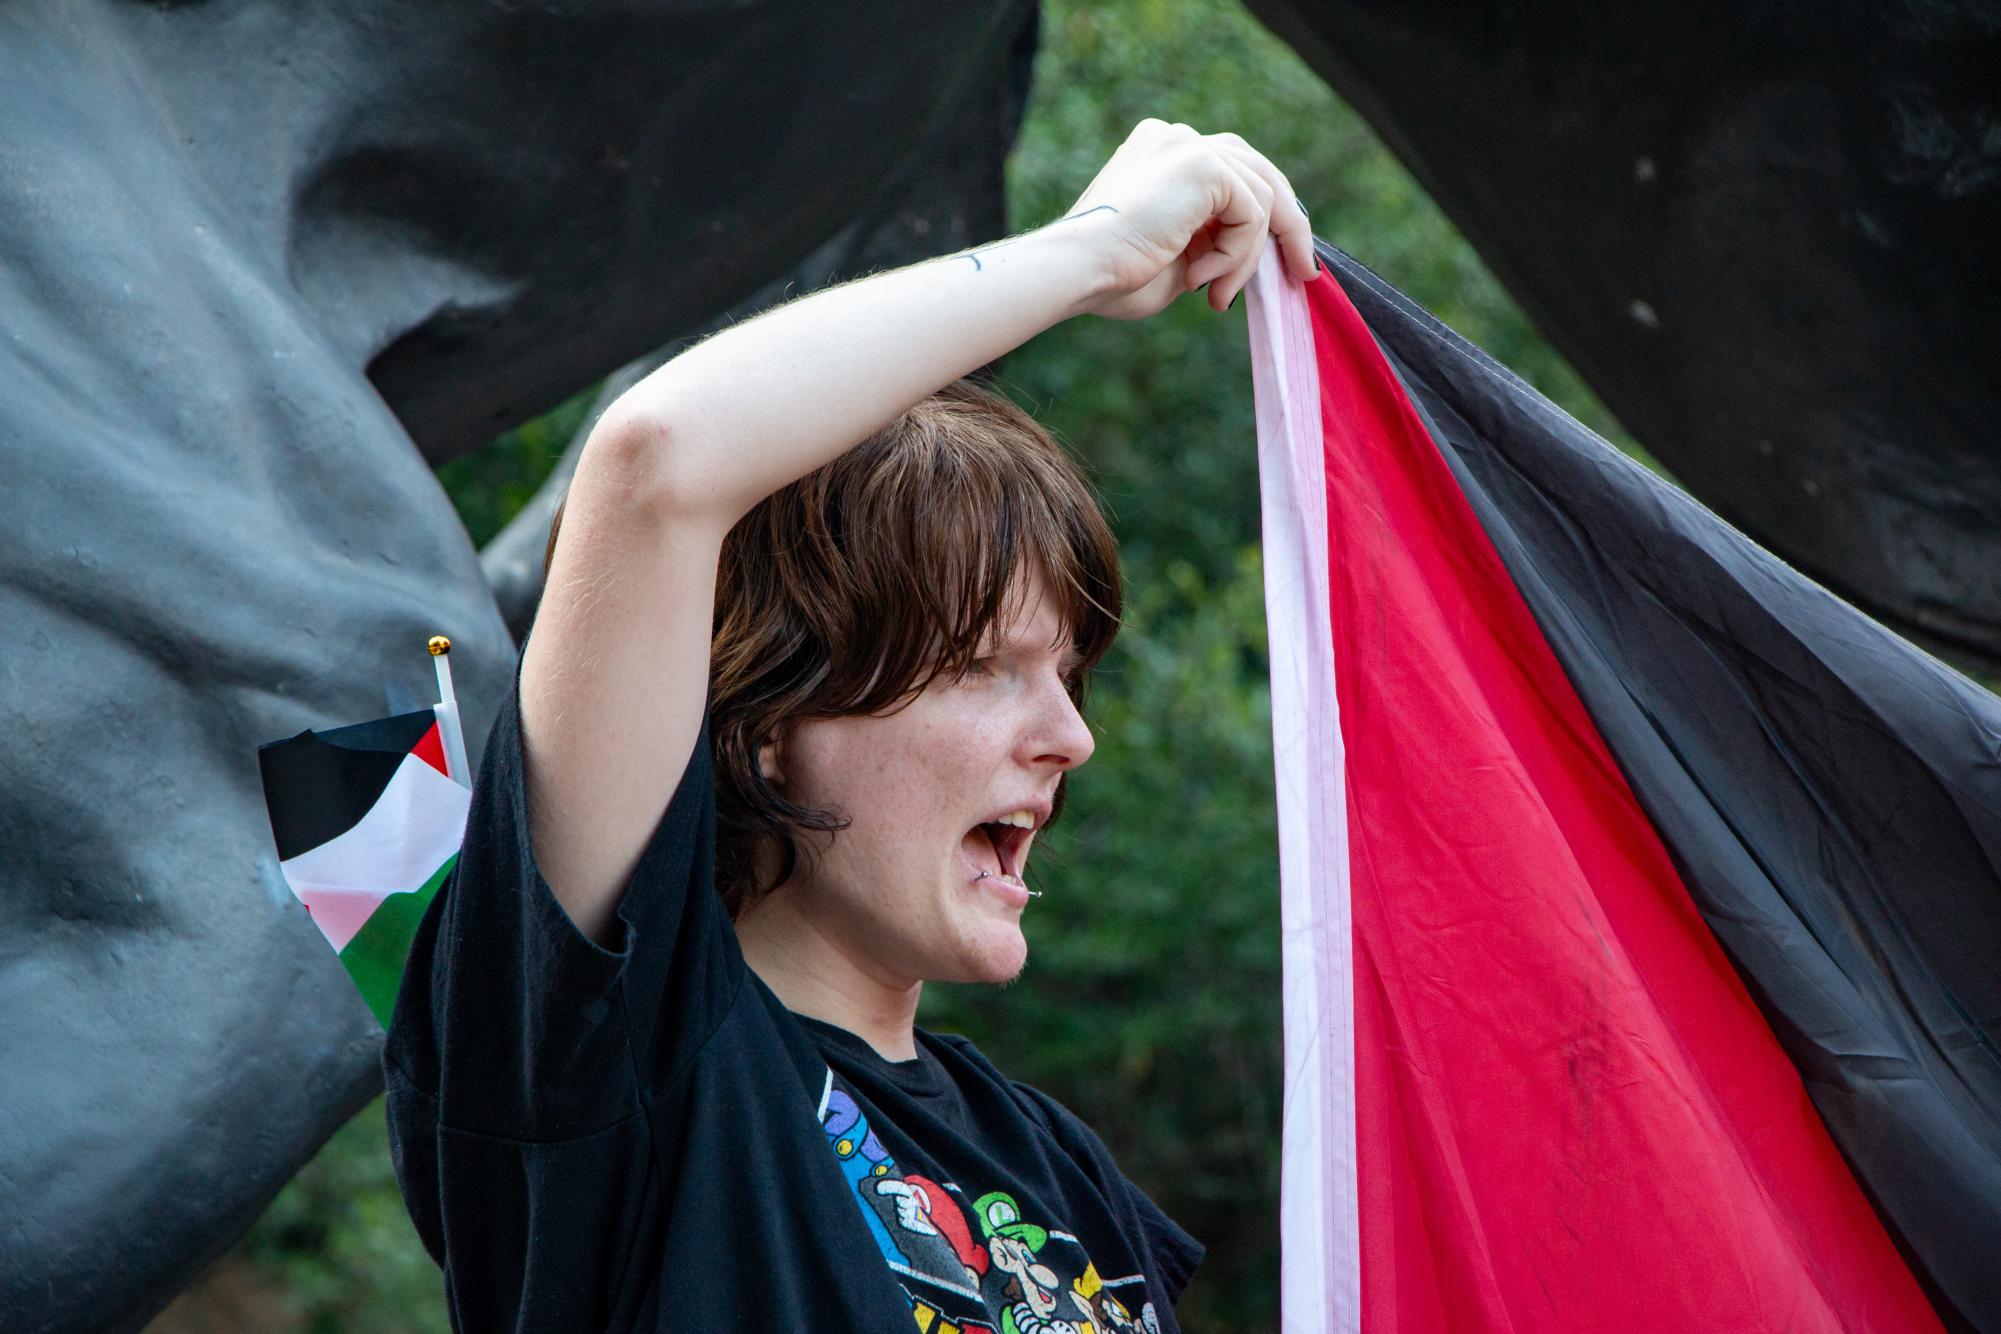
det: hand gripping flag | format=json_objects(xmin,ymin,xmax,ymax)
[
  {"xmin": 1247, "ymin": 243, "xmax": 2000, "ymax": 1332},
  {"xmin": 258, "ymin": 638, "xmax": 473, "ymax": 1028}
]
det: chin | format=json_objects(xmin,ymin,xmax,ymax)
[{"xmin": 949, "ymin": 927, "xmax": 1028, "ymax": 986}]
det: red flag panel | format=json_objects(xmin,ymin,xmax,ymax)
[{"xmin": 1294, "ymin": 270, "xmax": 1935, "ymax": 1330}]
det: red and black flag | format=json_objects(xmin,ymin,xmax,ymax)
[{"xmin": 1247, "ymin": 245, "xmax": 1999, "ymax": 1331}]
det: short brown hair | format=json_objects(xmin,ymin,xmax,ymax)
[{"xmin": 548, "ymin": 377, "xmax": 1122, "ymax": 917}]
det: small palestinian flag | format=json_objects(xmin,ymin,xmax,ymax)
[
  {"xmin": 1246, "ymin": 244, "xmax": 1999, "ymax": 1330},
  {"xmin": 259, "ymin": 705, "xmax": 471, "ymax": 1028}
]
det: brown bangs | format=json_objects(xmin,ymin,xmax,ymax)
[{"xmin": 707, "ymin": 378, "xmax": 1122, "ymax": 915}]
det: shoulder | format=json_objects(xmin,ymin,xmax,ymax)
[
  {"xmin": 926, "ymin": 1030, "xmax": 1204, "ymax": 1294},
  {"xmin": 922, "ymin": 1030, "xmax": 1096, "ymax": 1144}
]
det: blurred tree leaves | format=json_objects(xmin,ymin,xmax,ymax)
[
  {"xmin": 433, "ymin": 388, "xmax": 595, "ymax": 550},
  {"xmin": 212, "ymin": 0, "xmax": 1640, "ymax": 1329},
  {"xmin": 230, "ymin": 1101, "xmax": 449, "ymax": 1334}
]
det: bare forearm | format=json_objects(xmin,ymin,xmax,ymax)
[
  {"xmin": 592, "ymin": 214, "xmax": 1117, "ymax": 522},
  {"xmin": 517, "ymin": 121, "xmax": 1311, "ymax": 946}
]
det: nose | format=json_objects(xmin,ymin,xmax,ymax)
[{"xmin": 1025, "ymin": 672, "xmax": 1096, "ymax": 772}]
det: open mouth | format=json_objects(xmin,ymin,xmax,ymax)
[{"xmin": 962, "ymin": 820, "xmax": 1031, "ymax": 883}]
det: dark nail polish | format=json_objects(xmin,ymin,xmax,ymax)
[{"xmin": 1229, "ymin": 289, "xmax": 1242, "ymax": 312}]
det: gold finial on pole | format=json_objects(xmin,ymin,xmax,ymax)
[{"xmin": 425, "ymin": 634, "xmax": 470, "ymax": 786}]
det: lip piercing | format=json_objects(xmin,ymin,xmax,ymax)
[{"xmin": 974, "ymin": 870, "xmax": 1041, "ymax": 898}]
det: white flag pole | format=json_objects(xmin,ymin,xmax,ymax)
[{"xmin": 428, "ymin": 635, "xmax": 472, "ymax": 789}]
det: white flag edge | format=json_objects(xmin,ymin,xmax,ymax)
[{"xmin": 1247, "ymin": 242, "xmax": 1361, "ymax": 1334}]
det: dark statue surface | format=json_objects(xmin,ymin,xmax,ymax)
[
  {"xmin": 0, "ymin": 4, "xmax": 1035, "ymax": 1329},
  {"xmin": 6, "ymin": 0, "xmax": 1999, "ymax": 1328},
  {"xmin": 1252, "ymin": 0, "xmax": 2001, "ymax": 667}
]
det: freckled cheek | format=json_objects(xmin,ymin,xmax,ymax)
[
  {"xmin": 838, "ymin": 765, "xmax": 939, "ymax": 847},
  {"xmin": 890, "ymin": 725, "xmax": 995, "ymax": 791}
]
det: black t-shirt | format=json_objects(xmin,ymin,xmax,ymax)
[{"xmin": 384, "ymin": 666, "xmax": 1204, "ymax": 1332}]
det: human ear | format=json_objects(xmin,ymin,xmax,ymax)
[{"xmin": 756, "ymin": 733, "xmax": 786, "ymax": 786}]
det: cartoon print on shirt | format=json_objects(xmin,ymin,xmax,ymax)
[
  {"xmin": 821, "ymin": 1084, "xmax": 989, "ymax": 1306},
  {"xmin": 822, "ymin": 1085, "xmax": 908, "ymax": 1264},
  {"xmin": 1065, "ymin": 1263, "xmax": 1144, "ymax": 1333},
  {"xmin": 878, "ymin": 1172, "xmax": 991, "ymax": 1286},
  {"xmin": 974, "ymin": 1190, "xmax": 1064, "ymax": 1332},
  {"xmin": 877, "ymin": 1175, "xmax": 941, "ymax": 1237},
  {"xmin": 815, "ymin": 1069, "xmax": 1166, "ymax": 1334},
  {"xmin": 871, "ymin": 1172, "xmax": 1000, "ymax": 1307},
  {"xmin": 909, "ymin": 1301, "xmax": 999, "ymax": 1334}
]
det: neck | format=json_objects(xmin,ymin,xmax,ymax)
[{"xmin": 734, "ymin": 885, "xmax": 923, "ymax": 1063}]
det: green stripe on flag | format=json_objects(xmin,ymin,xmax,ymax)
[{"xmin": 338, "ymin": 853, "xmax": 457, "ymax": 1029}]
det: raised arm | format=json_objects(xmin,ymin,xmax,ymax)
[{"xmin": 521, "ymin": 120, "xmax": 1315, "ymax": 945}]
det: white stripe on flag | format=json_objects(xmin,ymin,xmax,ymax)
[
  {"xmin": 1248, "ymin": 242, "xmax": 1361, "ymax": 1334},
  {"xmin": 278, "ymin": 752, "xmax": 471, "ymax": 951}
]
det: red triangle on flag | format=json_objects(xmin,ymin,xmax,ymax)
[{"xmin": 411, "ymin": 720, "xmax": 449, "ymax": 777}]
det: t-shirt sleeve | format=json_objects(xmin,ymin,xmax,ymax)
[
  {"xmin": 1120, "ymin": 1170, "xmax": 1206, "ymax": 1308},
  {"xmin": 383, "ymin": 649, "xmax": 744, "ymax": 1317}
]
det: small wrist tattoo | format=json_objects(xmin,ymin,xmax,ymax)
[{"xmin": 958, "ymin": 205, "xmax": 1120, "ymax": 272}]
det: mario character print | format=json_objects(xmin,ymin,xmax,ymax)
[{"xmin": 817, "ymin": 1072, "xmax": 1164, "ymax": 1333}]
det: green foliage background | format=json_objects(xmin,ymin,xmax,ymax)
[{"xmin": 204, "ymin": 0, "xmax": 1638, "ymax": 1327}]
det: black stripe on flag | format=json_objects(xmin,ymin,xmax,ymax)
[{"xmin": 258, "ymin": 709, "xmax": 438, "ymax": 861}]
